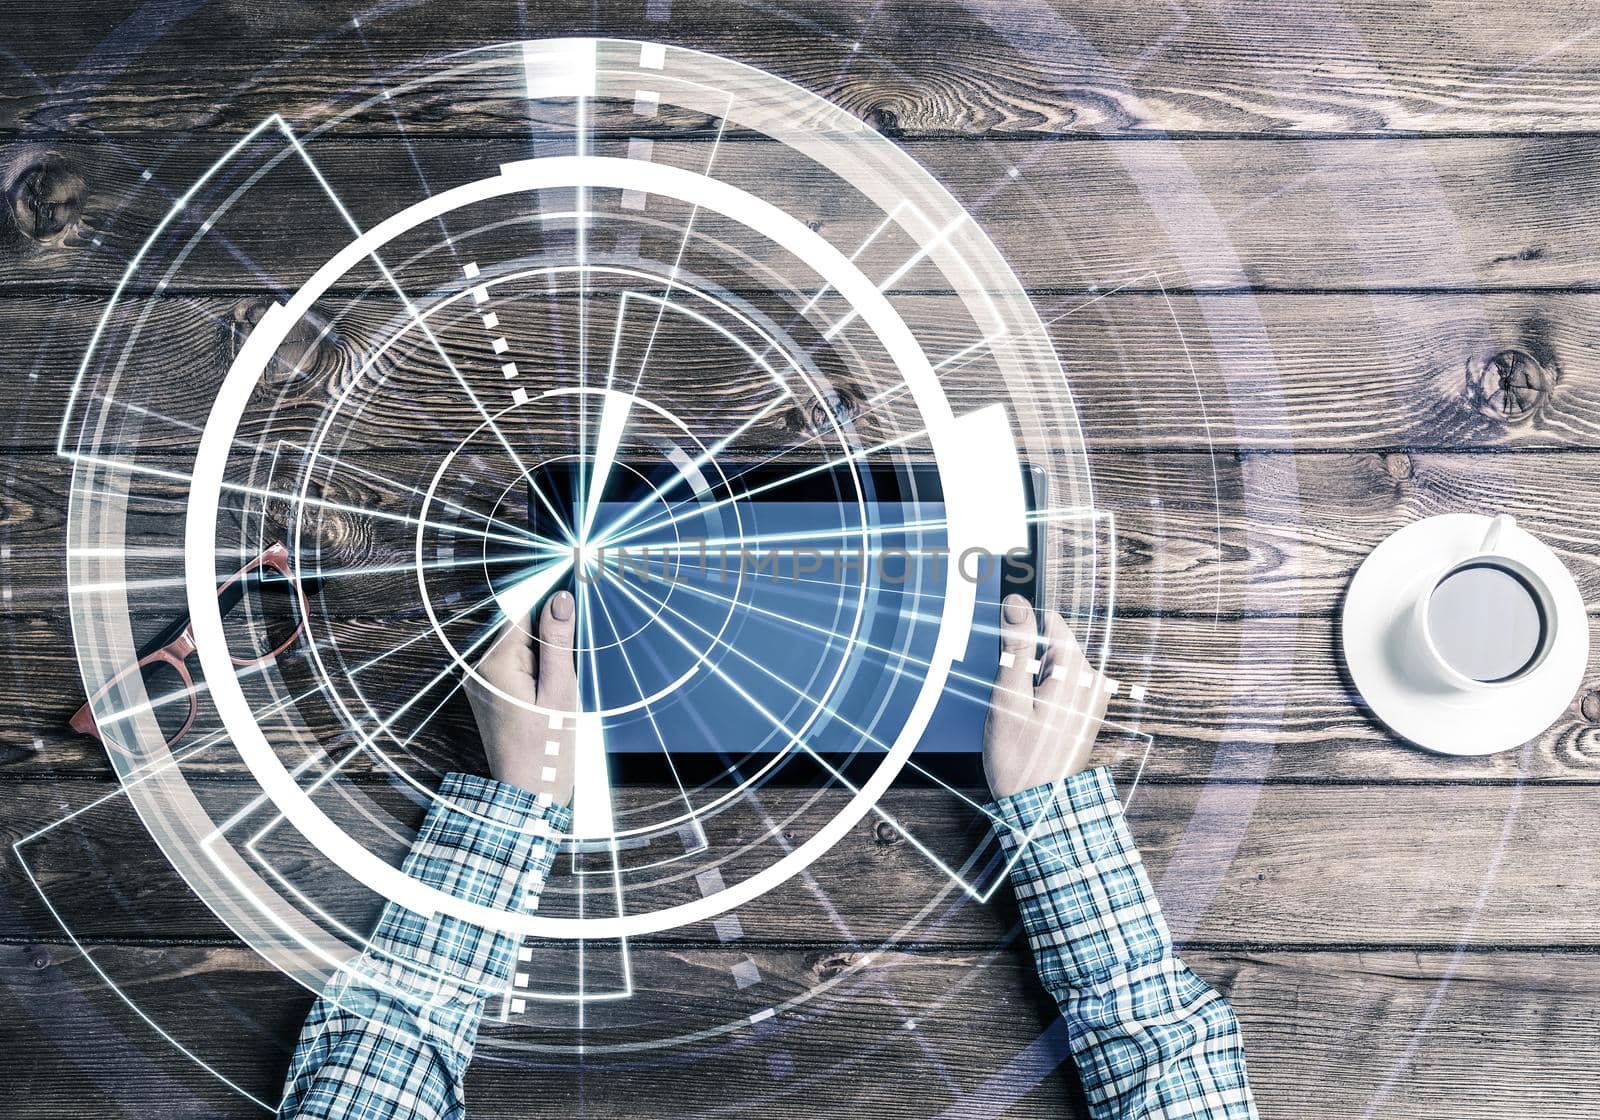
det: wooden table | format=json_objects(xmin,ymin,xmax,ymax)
[{"xmin": 3, "ymin": 3, "xmax": 1599, "ymax": 1116}]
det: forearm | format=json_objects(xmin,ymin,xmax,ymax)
[
  {"xmin": 990, "ymin": 768, "xmax": 1257, "ymax": 1120},
  {"xmin": 278, "ymin": 773, "xmax": 568, "ymax": 1120}
]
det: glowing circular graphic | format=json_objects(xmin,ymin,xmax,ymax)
[{"xmin": 59, "ymin": 35, "xmax": 1099, "ymax": 1039}]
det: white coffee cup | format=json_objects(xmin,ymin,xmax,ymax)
[{"xmin": 1398, "ymin": 514, "xmax": 1557, "ymax": 692}]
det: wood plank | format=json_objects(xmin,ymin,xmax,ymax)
[
  {"xmin": 15, "ymin": 291, "xmax": 1600, "ymax": 454},
  {"xmin": 31, "ymin": 443, "xmax": 1600, "ymax": 617},
  {"xmin": 3, "ymin": 138, "xmax": 1598, "ymax": 293},
  {"xmin": 8, "ymin": 598, "xmax": 1598, "ymax": 779},
  {"xmin": 7, "ymin": 778, "xmax": 1598, "ymax": 947},
  {"xmin": 3, "ymin": 939, "xmax": 1597, "ymax": 1118},
  {"xmin": 5, "ymin": 1, "xmax": 1600, "ymax": 138}
]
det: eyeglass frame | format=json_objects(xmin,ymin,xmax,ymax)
[{"xmin": 68, "ymin": 541, "xmax": 320, "ymax": 753}]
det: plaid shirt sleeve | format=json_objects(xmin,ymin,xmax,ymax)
[
  {"xmin": 277, "ymin": 772, "xmax": 570, "ymax": 1120},
  {"xmin": 990, "ymin": 767, "xmax": 1258, "ymax": 1120}
]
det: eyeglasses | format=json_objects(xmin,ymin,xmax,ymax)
[{"xmin": 69, "ymin": 542, "xmax": 322, "ymax": 752}]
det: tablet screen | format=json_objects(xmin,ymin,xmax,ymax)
[{"xmin": 532, "ymin": 466, "xmax": 1028, "ymax": 756}]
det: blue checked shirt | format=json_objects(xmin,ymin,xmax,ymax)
[
  {"xmin": 280, "ymin": 767, "xmax": 1253, "ymax": 1119},
  {"xmin": 989, "ymin": 767, "xmax": 1259, "ymax": 1119},
  {"xmin": 278, "ymin": 772, "xmax": 569, "ymax": 1119}
]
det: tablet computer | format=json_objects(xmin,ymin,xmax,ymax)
[{"xmin": 528, "ymin": 460, "xmax": 1046, "ymax": 754}]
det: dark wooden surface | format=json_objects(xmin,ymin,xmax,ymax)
[{"xmin": 4, "ymin": 2, "xmax": 1600, "ymax": 1118}]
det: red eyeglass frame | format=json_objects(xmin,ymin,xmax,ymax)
[{"xmin": 69, "ymin": 541, "xmax": 315, "ymax": 751}]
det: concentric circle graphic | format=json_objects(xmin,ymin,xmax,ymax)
[{"xmin": 60, "ymin": 36, "xmax": 1100, "ymax": 1044}]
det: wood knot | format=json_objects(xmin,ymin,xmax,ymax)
[
  {"xmin": 7, "ymin": 153, "xmax": 89, "ymax": 246},
  {"xmin": 265, "ymin": 479, "xmax": 373, "ymax": 566},
  {"xmin": 228, "ymin": 299, "xmax": 330, "ymax": 387},
  {"xmin": 873, "ymin": 820, "xmax": 902, "ymax": 846},
  {"xmin": 1580, "ymin": 690, "xmax": 1600, "ymax": 724},
  {"xmin": 26, "ymin": 945, "xmax": 50, "ymax": 971},
  {"xmin": 865, "ymin": 105, "xmax": 905, "ymax": 138},
  {"xmin": 1465, "ymin": 348, "xmax": 1554, "ymax": 423},
  {"xmin": 1382, "ymin": 452, "xmax": 1413, "ymax": 482},
  {"xmin": 788, "ymin": 384, "xmax": 864, "ymax": 436},
  {"xmin": 812, "ymin": 950, "xmax": 862, "ymax": 982}
]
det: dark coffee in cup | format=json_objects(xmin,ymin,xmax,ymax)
[{"xmin": 1425, "ymin": 562, "xmax": 1548, "ymax": 683}]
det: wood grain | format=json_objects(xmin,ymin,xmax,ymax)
[
  {"xmin": 6, "ymin": 777, "xmax": 1595, "ymax": 947},
  {"xmin": 2, "ymin": 137, "xmax": 1597, "ymax": 293},
  {"xmin": 4, "ymin": 1, "xmax": 1600, "ymax": 138},
  {"xmin": 3, "ymin": 939, "xmax": 1597, "ymax": 1119},
  {"xmin": 5, "ymin": 5, "xmax": 1600, "ymax": 1114},
  {"xmin": 10, "ymin": 291, "xmax": 1600, "ymax": 454},
  {"xmin": 16, "ymin": 444, "xmax": 1600, "ymax": 615},
  {"xmin": 6, "ymin": 591, "xmax": 1598, "ymax": 779}
]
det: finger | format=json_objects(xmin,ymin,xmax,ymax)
[
  {"xmin": 1036, "ymin": 611, "xmax": 1087, "ymax": 709},
  {"xmin": 478, "ymin": 613, "xmax": 530, "ymax": 673},
  {"xmin": 534, "ymin": 589, "xmax": 578, "ymax": 710},
  {"xmin": 990, "ymin": 594, "xmax": 1039, "ymax": 719}
]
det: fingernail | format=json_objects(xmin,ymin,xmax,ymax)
[
  {"xmin": 551, "ymin": 590, "xmax": 574, "ymax": 621},
  {"xmin": 1003, "ymin": 595, "xmax": 1030, "ymax": 624}
]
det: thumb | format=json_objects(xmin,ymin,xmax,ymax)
[
  {"xmin": 990, "ymin": 594, "xmax": 1038, "ymax": 718},
  {"xmin": 535, "ymin": 589, "xmax": 577, "ymax": 711}
]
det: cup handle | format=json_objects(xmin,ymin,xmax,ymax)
[{"xmin": 1480, "ymin": 513, "xmax": 1514, "ymax": 553}]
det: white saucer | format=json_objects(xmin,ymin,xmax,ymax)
[{"xmin": 1341, "ymin": 513, "xmax": 1589, "ymax": 756}]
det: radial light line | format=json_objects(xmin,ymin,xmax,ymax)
[
  {"xmin": 600, "ymin": 425, "xmax": 932, "ymax": 549},
  {"xmin": 65, "ymin": 451, "xmax": 552, "ymax": 552},
  {"xmin": 292, "ymin": 443, "xmax": 541, "ymax": 547},
  {"xmin": 134, "ymin": 576, "xmax": 512, "ymax": 796},
  {"xmin": 492, "ymin": 556, "xmax": 577, "ymax": 628},
  {"xmin": 603, "ymin": 514, "xmax": 955, "ymax": 555},
  {"xmin": 614, "ymin": 573, "xmax": 1123, "ymax": 898},
  {"xmin": 626, "ymin": 103, "xmax": 733, "ymax": 393},
  {"xmin": 586, "ymin": 576, "xmax": 700, "ymax": 830},
  {"xmin": 607, "ymin": 552, "xmax": 1133, "ymax": 737},
  {"xmin": 651, "ymin": 270, "xmax": 1151, "ymax": 536},
  {"xmin": 270, "ymin": 116, "xmax": 568, "ymax": 541},
  {"xmin": 244, "ymin": 635, "xmax": 480, "ymax": 854},
  {"xmin": 244, "ymin": 739, "xmax": 371, "ymax": 850},
  {"xmin": 18, "ymin": 676, "xmax": 332, "ymax": 847},
  {"xmin": 235, "ymin": 671, "xmax": 530, "ymax": 1005},
  {"xmin": 338, "ymin": 574, "xmax": 559, "ymax": 767},
  {"xmin": 579, "ymin": 387, "xmax": 633, "ymax": 544},
  {"xmin": 607, "ymin": 201, "xmax": 927, "ymax": 540},
  {"xmin": 822, "ymin": 212, "xmax": 970, "ymax": 341},
  {"xmin": 294, "ymin": 547, "xmax": 564, "ymax": 583},
  {"xmin": 72, "ymin": 546, "xmax": 561, "ymax": 597},
  {"xmin": 631, "ymin": 503, "xmax": 1092, "ymax": 555},
  {"xmin": 614, "ymin": 571, "xmax": 1007, "ymax": 808},
  {"xmin": 341, "ymin": 581, "xmax": 520, "ymax": 682},
  {"xmin": 84, "ymin": 649, "xmax": 280, "ymax": 731},
  {"xmin": 575, "ymin": 92, "xmax": 591, "ymax": 557},
  {"xmin": 93, "ymin": 397, "xmax": 549, "ymax": 549},
  {"xmin": 529, "ymin": 181, "xmax": 901, "ymax": 553},
  {"xmin": 553, "ymin": 101, "xmax": 747, "ymax": 570},
  {"xmin": 604, "ymin": 575, "xmax": 814, "ymax": 754},
  {"xmin": 577, "ymin": 390, "xmax": 793, "ymax": 547},
  {"xmin": 602, "ymin": 575, "xmax": 1029, "ymax": 894},
  {"xmin": 932, "ymin": 270, "xmax": 1162, "ymax": 385},
  {"xmin": 200, "ymin": 575, "xmax": 539, "ymax": 843}
]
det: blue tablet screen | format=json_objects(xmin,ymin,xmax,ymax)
[{"xmin": 572, "ymin": 495, "xmax": 1002, "ymax": 757}]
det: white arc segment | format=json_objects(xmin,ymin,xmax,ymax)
[
  {"xmin": 580, "ymin": 388, "xmax": 634, "ymax": 543},
  {"xmin": 570, "ymin": 712, "xmax": 615, "ymax": 839}
]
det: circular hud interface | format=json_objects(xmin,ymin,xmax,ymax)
[{"xmin": 57, "ymin": 38, "xmax": 1120, "ymax": 1065}]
